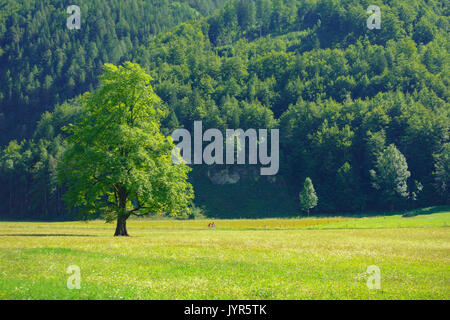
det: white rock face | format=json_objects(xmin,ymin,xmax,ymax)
[
  {"xmin": 207, "ymin": 168, "xmax": 240, "ymax": 185},
  {"xmin": 206, "ymin": 166, "xmax": 278, "ymax": 185}
]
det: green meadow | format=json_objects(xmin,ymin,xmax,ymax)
[{"xmin": 0, "ymin": 207, "xmax": 449, "ymax": 300}]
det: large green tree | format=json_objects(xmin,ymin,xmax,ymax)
[
  {"xmin": 58, "ymin": 62, "xmax": 194, "ymax": 236},
  {"xmin": 1, "ymin": 0, "xmax": 449, "ymax": 219}
]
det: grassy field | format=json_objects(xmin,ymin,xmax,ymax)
[{"xmin": 0, "ymin": 207, "xmax": 449, "ymax": 300}]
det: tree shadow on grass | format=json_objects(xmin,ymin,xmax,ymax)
[
  {"xmin": 0, "ymin": 234, "xmax": 100, "ymax": 237},
  {"xmin": 402, "ymin": 205, "xmax": 450, "ymax": 218}
]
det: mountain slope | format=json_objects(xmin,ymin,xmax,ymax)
[
  {"xmin": 0, "ymin": 0, "xmax": 448, "ymax": 219},
  {"xmin": 0, "ymin": 0, "xmax": 228, "ymax": 145}
]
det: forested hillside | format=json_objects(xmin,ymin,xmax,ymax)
[
  {"xmin": 134, "ymin": 0, "xmax": 449, "ymax": 216},
  {"xmin": 0, "ymin": 0, "xmax": 228, "ymax": 145},
  {"xmin": 0, "ymin": 0, "xmax": 449, "ymax": 219}
]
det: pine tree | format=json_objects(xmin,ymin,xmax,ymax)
[{"xmin": 299, "ymin": 177, "xmax": 318, "ymax": 216}]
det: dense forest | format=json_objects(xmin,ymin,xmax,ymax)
[
  {"xmin": 0, "ymin": 0, "xmax": 228, "ymax": 145},
  {"xmin": 0, "ymin": 0, "xmax": 449, "ymax": 219}
]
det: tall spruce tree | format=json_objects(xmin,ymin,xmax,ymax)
[{"xmin": 299, "ymin": 177, "xmax": 318, "ymax": 216}]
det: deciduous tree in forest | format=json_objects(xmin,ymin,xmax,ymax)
[
  {"xmin": 370, "ymin": 144, "xmax": 411, "ymax": 210},
  {"xmin": 434, "ymin": 143, "xmax": 450, "ymax": 204}
]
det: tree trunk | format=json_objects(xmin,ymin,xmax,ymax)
[
  {"xmin": 9, "ymin": 175, "xmax": 12, "ymax": 216},
  {"xmin": 114, "ymin": 215, "xmax": 129, "ymax": 236},
  {"xmin": 114, "ymin": 186, "xmax": 130, "ymax": 236}
]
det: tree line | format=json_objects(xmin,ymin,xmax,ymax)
[{"xmin": 0, "ymin": 0, "xmax": 448, "ymax": 219}]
